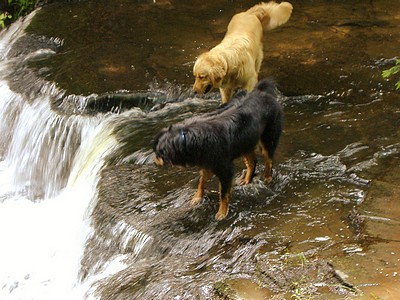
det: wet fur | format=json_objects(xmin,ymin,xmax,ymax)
[
  {"xmin": 153, "ymin": 78, "xmax": 283, "ymax": 220},
  {"xmin": 193, "ymin": 1, "xmax": 293, "ymax": 103}
]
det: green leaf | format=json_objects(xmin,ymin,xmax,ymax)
[
  {"xmin": 382, "ymin": 65, "xmax": 400, "ymax": 78},
  {"xmin": 382, "ymin": 60, "xmax": 400, "ymax": 91},
  {"xmin": 382, "ymin": 69, "xmax": 392, "ymax": 78}
]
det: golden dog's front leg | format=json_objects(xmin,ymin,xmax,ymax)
[
  {"xmin": 220, "ymin": 87, "xmax": 233, "ymax": 104},
  {"xmin": 244, "ymin": 74, "xmax": 258, "ymax": 92},
  {"xmin": 240, "ymin": 151, "xmax": 257, "ymax": 185},
  {"xmin": 191, "ymin": 169, "xmax": 212, "ymax": 206}
]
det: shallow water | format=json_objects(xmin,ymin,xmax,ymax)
[{"xmin": 0, "ymin": 0, "xmax": 399, "ymax": 299}]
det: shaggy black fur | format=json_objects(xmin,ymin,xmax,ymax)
[{"xmin": 153, "ymin": 78, "xmax": 283, "ymax": 220}]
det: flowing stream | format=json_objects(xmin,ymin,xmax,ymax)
[
  {"xmin": 0, "ymin": 13, "xmax": 116, "ymax": 299},
  {"xmin": 0, "ymin": 1, "xmax": 399, "ymax": 299}
]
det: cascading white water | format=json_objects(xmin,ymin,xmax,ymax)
[
  {"xmin": 0, "ymin": 114, "xmax": 120, "ymax": 300},
  {"xmin": 0, "ymin": 13, "xmax": 128, "ymax": 300}
]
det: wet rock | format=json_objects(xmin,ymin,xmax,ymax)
[
  {"xmin": 213, "ymin": 251, "xmax": 359, "ymax": 299},
  {"xmin": 214, "ymin": 278, "xmax": 275, "ymax": 300},
  {"xmin": 253, "ymin": 253, "xmax": 357, "ymax": 299},
  {"xmin": 85, "ymin": 92, "xmax": 160, "ymax": 113},
  {"xmin": 331, "ymin": 158, "xmax": 400, "ymax": 298}
]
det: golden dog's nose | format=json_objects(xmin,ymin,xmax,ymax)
[{"xmin": 193, "ymin": 82, "xmax": 201, "ymax": 95}]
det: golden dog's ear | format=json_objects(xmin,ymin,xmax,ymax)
[
  {"xmin": 211, "ymin": 75, "xmax": 222, "ymax": 88},
  {"xmin": 210, "ymin": 64, "xmax": 226, "ymax": 88},
  {"xmin": 207, "ymin": 54, "xmax": 227, "ymax": 88}
]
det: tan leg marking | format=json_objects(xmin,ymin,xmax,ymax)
[
  {"xmin": 261, "ymin": 145, "xmax": 273, "ymax": 183},
  {"xmin": 215, "ymin": 181, "xmax": 233, "ymax": 221},
  {"xmin": 191, "ymin": 169, "xmax": 212, "ymax": 206},
  {"xmin": 240, "ymin": 151, "xmax": 257, "ymax": 185}
]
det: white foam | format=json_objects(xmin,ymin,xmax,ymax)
[{"xmin": 0, "ymin": 117, "xmax": 122, "ymax": 299}]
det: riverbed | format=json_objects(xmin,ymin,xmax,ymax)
[{"xmin": 0, "ymin": 0, "xmax": 399, "ymax": 299}]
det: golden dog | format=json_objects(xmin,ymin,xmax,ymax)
[{"xmin": 193, "ymin": 1, "xmax": 293, "ymax": 103}]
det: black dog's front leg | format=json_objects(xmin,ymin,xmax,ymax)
[
  {"xmin": 191, "ymin": 169, "xmax": 213, "ymax": 206},
  {"xmin": 215, "ymin": 164, "xmax": 234, "ymax": 220}
]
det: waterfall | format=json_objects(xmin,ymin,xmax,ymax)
[
  {"xmin": 0, "ymin": 14, "xmax": 122, "ymax": 299},
  {"xmin": 0, "ymin": 128, "xmax": 122, "ymax": 299}
]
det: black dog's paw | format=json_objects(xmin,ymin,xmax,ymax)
[{"xmin": 190, "ymin": 196, "xmax": 203, "ymax": 206}]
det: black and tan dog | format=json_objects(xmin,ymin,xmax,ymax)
[{"xmin": 153, "ymin": 78, "xmax": 283, "ymax": 220}]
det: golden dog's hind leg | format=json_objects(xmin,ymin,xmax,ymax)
[
  {"xmin": 261, "ymin": 146, "xmax": 273, "ymax": 183},
  {"xmin": 191, "ymin": 169, "xmax": 212, "ymax": 206},
  {"xmin": 240, "ymin": 151, "xmax": 257, "ymax": 185}
]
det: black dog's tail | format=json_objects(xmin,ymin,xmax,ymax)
[{"xmin": 254, "ymin": 78, "xmax": 277, "ymax": 95}]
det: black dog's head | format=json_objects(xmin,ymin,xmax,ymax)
[{"xmin": 153, "ymin": 125, "xmax": 187, "ymax": 167}]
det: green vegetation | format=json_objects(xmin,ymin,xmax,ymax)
[
  {"xmin": 382, "ymin": 59, "xmax": 400, "ymax": 90},
  {"xmin": 0, "ymin": 11, "xmax": 12, "ymax": 28},
  {"xmin": 213, "ymin": 279, "xmax": 236, "ymax": 300},
  {"xmin": 0, "ymin": 0, "xmax": 36, "ymax": 29}
]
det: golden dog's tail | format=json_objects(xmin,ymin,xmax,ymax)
[{"xmin": 247, "ymin": 1, "xmax": 293, "ymax": 31}]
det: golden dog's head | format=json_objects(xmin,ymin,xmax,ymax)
[{"xmin": 193, "ymin": 52, "xmax": 227, "ymax": 95}]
